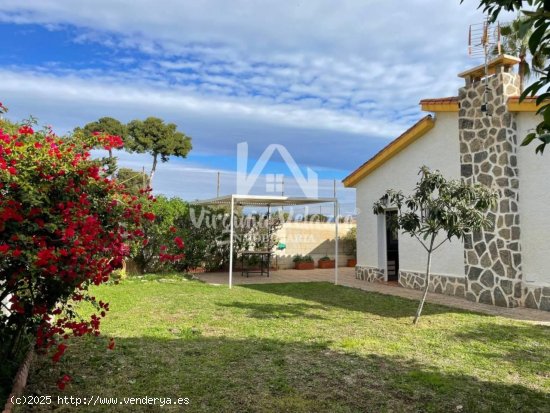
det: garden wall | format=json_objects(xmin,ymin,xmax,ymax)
[{"xmin": 273, "ymin": 222, "xmax": 356, "ymax": 269}]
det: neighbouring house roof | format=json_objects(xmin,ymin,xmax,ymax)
[{"xmin": 342, "ymin": 115, "xmax": 435, "ymax": 188}]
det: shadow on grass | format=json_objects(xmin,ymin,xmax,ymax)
[
  {"xmin": 217, "ymin": 302, "xmax": 328, "ymax": 320},
  {"xmin": 452, "ymin": 321, "xmax": 550, "ymax": 373},
  {"xmin": 240, "ymin": 282, "xmax": 478, "ymax": 319},
  {"xmin": 23, "ymin": 334, "xmax": 548, "ymax": 413}
]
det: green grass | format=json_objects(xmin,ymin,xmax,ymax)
[{"xmin": 20, "ymin": 275, "xmax": 550, "ymax": 412}]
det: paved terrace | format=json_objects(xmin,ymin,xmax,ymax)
[{"xmin": 195, "ymin": 268, "xmax": 550, "ymax": 325}]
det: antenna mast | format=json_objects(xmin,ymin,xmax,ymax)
[{"xmin": 468, "ymin": 18, "xmax": 501, "ymax": 115}]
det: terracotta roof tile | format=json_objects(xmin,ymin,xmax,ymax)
[{"xmin": 419, "ymin": 96, "xmax": 459, "ymax": 105}]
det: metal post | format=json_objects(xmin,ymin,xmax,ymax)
[
  {"xmin": 229, "ymin": 196, "xmax": 235, "ymax": 289},
  {"xmin": 334, "ymin": 199, "xmax": 339, "ymax": 285},
  {"xmin": 267, "ymin": 204, "xmax": 271, "ymax": 277},
  {"xmin": 217, "ymin": 172, "xmax": 220, "ymax": 197}
]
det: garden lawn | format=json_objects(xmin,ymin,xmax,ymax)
[{"xmin": 20, "ymin": 275, "xmax": 550, "ymax": 413}]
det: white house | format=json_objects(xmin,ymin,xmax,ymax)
[{"xmin": 343, "ymin": 55, "xmax": 550, "ymax": 311}]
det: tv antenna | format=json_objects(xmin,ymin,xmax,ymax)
[{"xmin": 468, "ymin": 19, "xmax": 501, "ymax": 115}]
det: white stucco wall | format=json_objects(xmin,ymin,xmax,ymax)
[
  {"xmin": 354, "ymin": 112, "xmax": 465, "ymax": 278},
  {"xmin": 516, "ymin": 112, "xmax": 550, "ymax": 286}
]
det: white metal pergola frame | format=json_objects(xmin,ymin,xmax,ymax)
[{"xmin": 192, "ymin": 194, "xmax": 339, "ymax": 288}]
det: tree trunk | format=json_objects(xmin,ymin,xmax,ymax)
[
  {"xmin": 149, "ymin": 153, "xmax": 158, "ymax": 188},
  {"xmin": 519, "ymin": 54, "xmax": 526, "ymax": 93},
  {"xmin": 413, "ymin": 235, "xmax": 435, "ymax": 325}
]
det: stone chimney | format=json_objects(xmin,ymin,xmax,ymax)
[{"xmin": 458, "ymin": 55, "xmax": 523, "ymax": 307}]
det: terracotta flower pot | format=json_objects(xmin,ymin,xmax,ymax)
[
  {"xmin": 347, "ymin": 259, "xmax": 357, "ymax": 267},
  {"xmin": 295, "ymin": 262, "xmax": 315, "ymax": 270},
  {"xmin": 318, "ymin": 259, "xmax": 335, "ymax": 269}
]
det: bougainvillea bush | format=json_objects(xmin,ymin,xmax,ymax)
[{"xmin": 0, "ymin": 111, "xmax": 164, "ymax": 391}]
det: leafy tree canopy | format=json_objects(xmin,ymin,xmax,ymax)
[{"xmin": 127, "ymin": 117, "xmax": 192, "ymax": 186}]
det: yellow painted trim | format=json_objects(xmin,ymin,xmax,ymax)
[
  {"xmin": 507, "ymin": 100, "xmax": 541, "ymax": 112},
  {"xmin": 421, "ymin": 103, "xmax": 459, "ymax": 112},
  {"xmin": 343, "ymin": 116, "xmax": 435, "ymax": 188}
]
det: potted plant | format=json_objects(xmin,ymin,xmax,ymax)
[
  {"xmin": 344, "ymin": 227, "xmax": 357, "ymax": 267},
  {"xmin": 318, "ymin": 255, "xmax": 335, "ymax": 269},
  {"xmin": 293, "ymin": 255, "xmax": 315, "ymax": 270}
]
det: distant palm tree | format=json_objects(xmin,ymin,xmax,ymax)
[{"xmin": 493, "ymin": 16, "xmax": 547, "ymax": 92}]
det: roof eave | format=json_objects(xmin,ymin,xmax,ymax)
[{"xmin": 343, "ymin": 115, "xmax": 435, "ymax": 188}]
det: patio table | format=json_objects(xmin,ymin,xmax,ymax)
[{"xmin": 240, "ymin": 251, "xmax": 271, "ymax": 277}]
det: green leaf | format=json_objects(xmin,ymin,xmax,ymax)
[
  {"xmin": 529, "ymin": 22, "xmax": 548, "ymax": 55},
  {"xmin": 521, "ymin": 132, "xmax": 538, "ymax": 146}
]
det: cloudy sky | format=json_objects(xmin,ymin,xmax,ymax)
[{"xmin": 0, "ymin": 1, "xmax": 493, "ymax": 212}]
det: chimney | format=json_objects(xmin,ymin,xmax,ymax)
[{"xmin": 458, "ymin": 54, "xmax": 523, "ymax": 308}]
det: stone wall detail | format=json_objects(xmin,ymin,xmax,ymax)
[
  {"xmin": 522, "ymin": 284, "xmax": 550, "ymax": 311},
  {"xmin": 399, "ymin": 271, "xmax": 466, "ymax": 297},
  {"xmin": 355, "ymin": 266, "xmax": 385, "ymax": 283},
  {"xmin": 459, "ymin": 69, "xmax": 524, "ymax": 307}
]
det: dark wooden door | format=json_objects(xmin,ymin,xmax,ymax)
[{"xmin": 385, "ymin": 211, "xmax": 399, "ymax": 282}]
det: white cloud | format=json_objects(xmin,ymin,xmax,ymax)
[
  {"xmin": 0, "ymin": 0, "xmax": 517, "ymax": 200},
  {"xmin": 0, "ymin": 68, "xmax": 405, "ymax": 137}
]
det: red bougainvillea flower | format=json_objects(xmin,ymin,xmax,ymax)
[
  {"xmin": 18, "ymin": 125, "xmax": 34, "ymax": 135},
  {"xmin": 101, "ymin": 135, "xmax": 124, "ymax": 151},
  {"xmin": 107, "ymin": 338, "xmax": 115, "ymax": 350},
  {"xmin": 143, "ymin": 212, "xmax": 155, "ymax": 221},
  {"xmin": 174, "ymin": 236, "xmax": 184, "ymax": 249},
  {"xmin": 57, "ymin": 375, "xmax": 71, "ymax": 390},
  {"xmin": 52, "ymin": 343, "xmax": 68, "ymax": 363}
]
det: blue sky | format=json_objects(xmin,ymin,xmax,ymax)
[{"xmin": 0, "ymin": 1, "xmax": 493, "ymax": 213}]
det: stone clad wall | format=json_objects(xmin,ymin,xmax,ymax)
[
  {"xmin": 459, "ymin": 70, "xmax": 524, "ymax": 307},
  {"xmin": 355, "ymin": 266, "xmax": 385, "ymax": 283},
  {"xmin": 398, "ymin": 271, "xmax": 466, "ymax": 297}
]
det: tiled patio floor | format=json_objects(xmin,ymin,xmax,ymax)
[{"xmin": 195, "ymin": 267, "xmax": 550, "ymax": 325}]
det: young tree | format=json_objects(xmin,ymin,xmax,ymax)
[
  {"xmin": 373, "ymin": 167, "xmax": 497, "ymax": 325},
  {"xmin": 126, "ymin": 117, "xmax": 192, "ymax": 187},
  {"xmin": 466, "ymin": 0, "xmax": 550, "ymax": 153}
]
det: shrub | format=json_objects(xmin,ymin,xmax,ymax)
[
  {"xmin": 292, "ymin": 255, "xmax": 313, "ymax": 263},
  {"xmin": 130, "ymin": 195, "xmax": 187, "ymax": 273},
  {"xmin": 343, "ymin": 227, "xmax": 357, "ymax": 257},
  {"xmin": 0, "ymin": 115, "xmax": 159, "ymax": 389}
]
